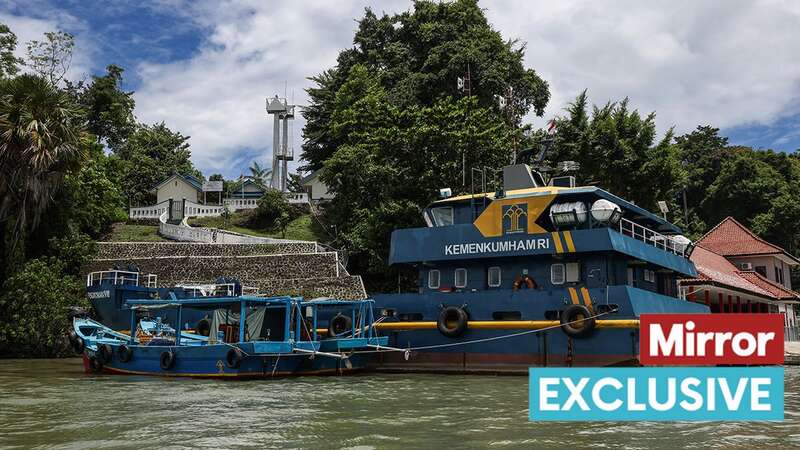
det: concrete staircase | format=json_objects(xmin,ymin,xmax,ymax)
[{"xmin": 86, "ymin": 241, "xmax": 366, "ymax": 300}]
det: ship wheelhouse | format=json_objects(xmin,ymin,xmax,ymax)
[{"xmin": 390, "ymin": 163, "xmax": 698, "ymax": 308}]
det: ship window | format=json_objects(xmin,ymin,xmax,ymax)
[
  {"xmin": 565, "ymin": 262, "xmax": 580, "ymax": 283},
  {"xmin": 488, "ymin": 267, "xmax": 502, "ymax": 287},
  {"xmin": 643, "ymin": 269, "xmax": 655, "ymax": 283},
  {"xmin": 430, "ymin": 207, "xmax": 454, "ymax": 226},
  {"xmin": 455, "ymin": 268, "xmax": 468, "ymax": 288},
  {"xmin": 428, "ymin": 270, "xmax": 441, "ymax": 289},
  {"xmin": 551, "ymin": 264, "xmax": 565, "ymax": 285}
]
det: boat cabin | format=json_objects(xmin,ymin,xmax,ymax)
[{"xmin": 390, "ymin": 163, "xmax": 696, "ymax": 300}]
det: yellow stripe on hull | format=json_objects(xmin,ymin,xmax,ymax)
[
  {"xmin": 369, "ymin": 319, "xmax": 639, "ymax": 331},
  {"xmin": 568, "ymin": 287, "xmax": 580, "ymax": 305},
  {"xmin": 562, "ymin": 230, "xmax": 576, "ymax": 252},
  {"xmin": 551, "ymin": 232, "xmax": 564, "ymax": 253}
]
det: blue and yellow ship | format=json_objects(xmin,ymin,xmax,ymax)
[{"xmin": 369, "ymin": 162, "xmax": 708, "ymax": 372}]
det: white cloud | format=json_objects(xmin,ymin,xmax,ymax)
[
  {"xmin": 486, "ymin": 0, "xmax": 800, "ymax": 133},
  {"xmin": 133, "ymin": 1, "xmax": 409, "ymax": 177},
  {"xmin": 5, "ymin": 0, "xmax": 800, "ymax": 177},
  {"xmin": 0, "ymin": 9, "xmax": 95, "ymax": 83}
]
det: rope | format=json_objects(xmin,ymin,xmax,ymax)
[{"xmin": 352, "ymin": 308, "xmax": 619, "ymax": 354}]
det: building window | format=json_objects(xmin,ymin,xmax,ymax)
[
  {"xmin": 455, "ymin": 268, "xmax": 467, "ymax": 288},
  {"xmin": 430, "ymin": 207, "xmax": 454, "ymax": 226},
  {"xmin": 565, "ymin": 262, "xmax": 580, "ymax": 283},
  {"xmin": 755, "ymin": 266, "xmax": 767, "ymax": 277},
  {"xmin": 776, "ymin": 266, "xmax": 784, "ymax": 285},
  {"xmin": 488, "ymin": 267, "xmax": 501, "ymax": 287},
  {"xmin": 428, "ymin": 270, "xmax": 440, "ymax": 289},
  {"xmin": 643, "ymin": 269, "xmax": 655, "ymax": 283},
  {"xmin": 551, "ymin": 264, "xmax": 565, "ymax": 285}
]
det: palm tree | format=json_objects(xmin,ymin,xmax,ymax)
[
  {"xmin": 0, "ymin": 74, "xmax": 87, "ymax": 271},
  {"xmin": 249, "ymin": 160, "xmax": 272, "ymax": 186}
]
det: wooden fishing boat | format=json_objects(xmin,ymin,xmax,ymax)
[{"xmin": 69, "ymin": 295, "xmax": 388, "ymax": 378}]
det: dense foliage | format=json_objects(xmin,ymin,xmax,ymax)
[
  {"xmin": 304, "ymin": 0, "xmax": 550, "ymax": 288},
  {"xmin": 0, "ymin": 258, "xmax": 86, "ymax": 358},
  {"xmin": 0, "ymin": 24, "xmax": 200, "ymax": 357},
  {"xmin": 303, "ymin": 1, "xmax": 800, "ymax": 291}
]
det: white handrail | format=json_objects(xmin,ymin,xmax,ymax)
[{"xmin": 617, "ymin": 217, "xmax": 688, "ymax": 257}]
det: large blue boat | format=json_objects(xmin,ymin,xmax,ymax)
[
  {"xmin": 369, "ymin": 161, "xmax": 709, "ymax": 373},
  {"xmin": 70, "ymin": 295, "xmax": 388, "ymax": 378}
]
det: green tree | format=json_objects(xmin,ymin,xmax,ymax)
[
  {"xmin": 80, "ymin": 64, "xmax": 136, "ymax": 149},
  {"xmin": 701, "ymin": 151, "xmax": 786, "ymax": 228},
  {"xmin": 320, "ymin": 65, "xmax": 515, "ymax": 285},
  {"xmin": 0, "ymin": 258, "xmax": 86, "ymax": 357},
  {"xmin": 248, "ymin": 161, "xmax": 272, "ymax": 186},
  {"xmin": 251, "ymin": 189, "xmax": 291, "ymax": 234},
  {"xmin": 551, "ymin": 91, "xmax": 685, "ymax": 213},
  {"xmin": 113, "ymin": 122, "xmax": 200, "ymax": 206},
  {"xmin": 301, "ymin": 0, "xmax": 549, "ymax": 171},
  {"xmin": 0, "ymin": 24, "xmax": 21, "ymax": 79},
  {"xmin": 0, "ymin": 74, "xmax": 87, "ymax": 276},
  {"xmin": 25, "ymin": 31, "xmax": 74, "ymax": 86}
]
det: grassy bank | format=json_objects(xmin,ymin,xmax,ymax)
[
  {"xmin": 188, "ymin": 212, "xmax": 330, "ymax": 242},
  {"xmin": 103, "ymin": 223, "xmax": 166, "ymax": 242}
]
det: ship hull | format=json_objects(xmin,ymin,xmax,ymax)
[{"xmin": 371, "ymin": 285, "xmax": 709, "ymax": 373}]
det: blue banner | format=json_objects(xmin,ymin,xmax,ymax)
[{"xmin": 529, "ymin": 367, "xmax": 783, "ymax": 421}]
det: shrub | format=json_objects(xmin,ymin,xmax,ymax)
[
  {"xmin": 0, "ymin": 258, "xmax": 86, "ymax": 358},
  {"xmin": 250, "ymin": 189, "xmax": 292, "ymax": 233}
]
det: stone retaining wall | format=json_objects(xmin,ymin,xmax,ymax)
[
  {"xmin": 249, "ymin": 276, "xmax": 367, "ymax": 300},
  {"xmin": 95, "ymin": 242, "xmax": 318, "ymax": 259},
  {"xmin": 83, "ymin": 252, "xmax": 339, "ymax": 283}
]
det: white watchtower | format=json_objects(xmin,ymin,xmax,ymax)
[{"xmin": 266, "ymin": 95, "xmax": 295, "ymax": 191}]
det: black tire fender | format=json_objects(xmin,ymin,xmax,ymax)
[
  {"xmin": 226, "ymin": 347, "xmax": 244, "ymax": 369},
  {"xmin": 437, "ymin": 306, "xmax": 468, "ymax": 338},
  {"xmin": 160, "ymin": 350, "xmax": 175, "ymax": 370},
  {"xmin": 117, "ymin": 345, "xmax": 133, "ymax": 363},
  {"xmin": 560, "ymin": 304, "xmax": 596, "ymax": 338}
]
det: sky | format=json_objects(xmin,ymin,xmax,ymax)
[{"xmin": 2, "ymin": 0, "xmax": 799, "ymax": 179}]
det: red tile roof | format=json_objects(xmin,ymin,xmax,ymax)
[
  {"xmin": 697, "ymin": 217, "xmax": 796, "ymax": 261},
  {"xmin": 682, "ymin": 244, "xmax": 800, "ymax": 301},
  {"xmin": 737, "ymin": 271, "xmax": 799, "ymax": 300}
]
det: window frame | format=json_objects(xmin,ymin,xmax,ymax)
[
  {"xmin": 487, "ymin": 266, "xmax": 502, "ymax": 287},
  {"xmin": 643, "ymin": 269, "xmax": 656, "ymax": 283},
  {"xmin": 551, "ymin": 263, "xmax": 566, "ymax": 285},
  {"xmin": 430, "ymin": 206, "xmax": 454, "ymax": 227},
  {"xmin": 565, "ymin": 262, "xmax": 580, "ymax": 283},
  {"xmin": 428, "ymin": 269, "xmax": 441, "ymax": 289},
  {"xmin": 454, "ymin": 268, "xmax": 468, "ymax": 288}
]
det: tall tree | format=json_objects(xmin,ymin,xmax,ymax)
[
  {"xmin": 551, "ymin": 91, "xmax": 686, "ymax": 213},
  {"xmin": 112, "ymin": 122, "xmax": 200, "ymax": 206},
  {"xmin": 301, "ymin": 0, "xmax": 549, "ymax": 171},
  {"xmin": 25, "ymin": 31, "xmax": 74, "ymax": 86},
  {"xmin": 0, "ymin": 24, "xmax": 21, "ymax": 79},
  {"xmin": 0, "ymin": 74, "xmax": 87, "ymax": 275},
  {"xmin": 80, "ymin": 65, "xmax": 136, "ymax": 149}
]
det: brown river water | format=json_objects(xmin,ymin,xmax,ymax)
[{"xmin": 0, "ymin": 359, "xmax": 799, "ymax": 449}]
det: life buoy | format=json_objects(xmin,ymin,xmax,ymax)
[
  {"xmin": 328, "ymin": 313, "xmax": 352, "ymax": 337},
  {"xmin": 560, "ymin": 304, "xmax": 596, "ymax": 338},
  {"xmin": 117, "ymin": 345, "xmax": 133, "ymax": 363},
  {"xmin": 196, "ymin": 318, "xmax": 211, "ymax": 337},
  {"xmin": 226, "ymin": 347, "xmax": 244, "ymax": 369},
  {"xmin": 98, "ymin": 344, "xmax": 113, "ymax": 363},
  {"xmin": 437, "ymin": 306, "xmax": 468, "ymax": 338},
  {"xmin": 512, "ymin": 275, "xmax": 537, "ymax": 291},
  {"xmin": 160, "ymin": 350, "xmax": 175, "ymax": 370},
  {"xmin": 88, "ymin": 355, "xmax": 103, "ymax": 373}
]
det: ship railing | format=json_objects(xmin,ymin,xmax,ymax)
[
  {"xmin": 176, "ymin": 282, "xmax": 257, "ymax": 297},
  {"xmin": 86, "ymin": 271, "xmax": 157, "ymax": 288},
  {"xmin": 618, "ymin": 217, "xmax": 688, "ymax": 257}
]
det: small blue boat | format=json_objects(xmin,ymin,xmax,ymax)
[{"xmin": 70, "ymin": 295, "xmax": 388, "ymax": 378}]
